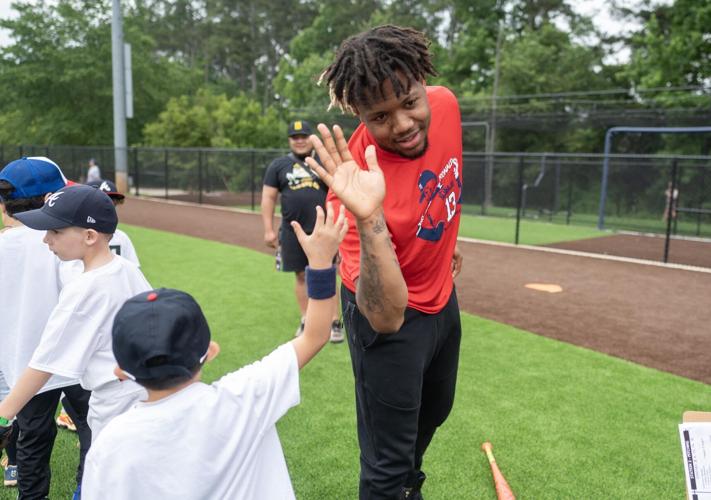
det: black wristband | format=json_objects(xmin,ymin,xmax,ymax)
[{"xmin": 306, "ymin": 265, "xmax": 336, "ymax": 299}]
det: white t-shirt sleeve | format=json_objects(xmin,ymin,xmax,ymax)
[
  {"xmin": 215, "ymin": 343, "xmax": 300, "ymax": 433},
  {"xmin": 29, "ymin": 287, "xmax": 110, "ymax": 379}
]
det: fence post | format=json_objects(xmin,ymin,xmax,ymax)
[
  {"xmin": 251, "ymin": 151, "xmax": 256, "ymax": 211},
  {"xmin": 552, "ymin": 158, "xmax": 560, "ymax": 221},
  {"xmin": 697, "ymin": 166, "xmax": 706, "ymax": 236},
  {"xmin": 133, "ymin": 147, "xmax": 140, "ymax": 197},
  {"xmin": 164, "ymin": 150, "xmax": 169, "ymax": 199},
  {"xmin": 481, "ymin": 155, "xmax": 487, "ymax": 215},
  {"xmin": 566, "ymin": 163, "xmax": 573, "ymax": 225},
  {"xmin": 204, "ymin": 150, "xmax": 209, "ymax": 195},
  {"xmin": 663, "ymin": 158, "xmax": 678, "ymax": 263},
  {"xmin": 515, "ymin": 156, "xmax": 524, "ymax": 245},
  {"xmin": 198, "ymin": 150, "xmax": 203, "ymax": 204}
]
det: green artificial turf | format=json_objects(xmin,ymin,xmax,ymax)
[
  {"xmin": 239, "ymin": 204, "xmax": 607, "ymax": 246},
  {"xmin": 2, "ymin": 224, "xmax": 707, "ymax": 499},
  {"xmin": 457, "ymin": 214, "xmax": 605, "ymax": 245}
]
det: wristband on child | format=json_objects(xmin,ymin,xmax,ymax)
[{"xmin": 306, "ymin": 265, "xmax": 336, "ymax": 299}]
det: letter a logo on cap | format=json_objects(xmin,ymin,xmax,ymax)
[
  {"xmin": 46, "ymin": 191, "xmax": 65, "ymax": 207},
  {"xmin": 294, "ymin": 121, "xmax": 302, "ymax": 131}
]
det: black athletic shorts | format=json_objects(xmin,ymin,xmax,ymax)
[{"xmin": 279, "ymin": 224, "xmax": 308, "ymax": 273}]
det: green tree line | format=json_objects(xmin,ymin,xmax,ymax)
[{"xmin": 0, "ymin": 0, "xmax": 708, "ymax": 153}]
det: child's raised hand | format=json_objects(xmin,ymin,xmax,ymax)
[{"xmin": 291, "ymin": 202, "xmax": 348, "ymax": 269}]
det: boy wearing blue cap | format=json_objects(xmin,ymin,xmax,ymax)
[
  {"xmin": 0, "ymin": 184, "xmax": 151, "ymax": 463},
  {"xmin": 81, "ymin": 203, "xmax": 347, "ymax": 500},
  {"xmin": 0, "ymin": 157, "xmax": 93, "ymax": 498}
]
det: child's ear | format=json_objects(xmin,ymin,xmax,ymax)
[
  {"xmin": 206, "ymin": 341, "xmax": 221, "ymax": 362},
  {"xmin": 84, "ymin": 229, "xmax": 102, "ymax": 246}
]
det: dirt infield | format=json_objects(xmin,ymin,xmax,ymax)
[
  {"xmin": 547, "ymin": 233, "xmax": 711, "ymax": 269},
  {"xmin": 119, "ymin": 197, "xmax": 711, "ymax": 385}
]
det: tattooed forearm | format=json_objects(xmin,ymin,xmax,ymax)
[
  {"xmin": 355, "ymin": 211, "xmax": 406, "ymax": 328},
  {"xmin": 359, "ymin": 249, "xmax": 385, "ymax": 313},
  {"xmin": 358, "ymin": 213, "xmax": 388, "ymax": 313}
]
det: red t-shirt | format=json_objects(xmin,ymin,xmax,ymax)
[{"xmin": 328, "ymin": 86, "xmax": 463, "ymax": 314}]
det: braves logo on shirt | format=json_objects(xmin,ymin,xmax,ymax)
[{"xmin": 416, "ymin": 157, "xmax": 462, "ymax": 242}]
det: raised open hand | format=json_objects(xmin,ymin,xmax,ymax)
[
  {"xmin": 306, "ymin": 124, "xmax": 385, "ymax": 221},
  {"xmin": 291, "ymin": 202, "xmax": 348, "ymax": 269}
]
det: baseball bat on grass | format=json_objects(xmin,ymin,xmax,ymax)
[{"xmin": 481, "ymin": 441, "xmax": 516, "ymax": 500}]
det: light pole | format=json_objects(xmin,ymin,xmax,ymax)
[
  {"xmin": 486, "ymin": 21, "xmax": 504, "ymax": 210},
  {"xmin": 111, "ymin": 0, "xmax": 128, "ymax": 193}
]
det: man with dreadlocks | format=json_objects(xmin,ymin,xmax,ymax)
[{"xmin": 305, "ymin": 25, "xmax": 463, "ymax": 499}]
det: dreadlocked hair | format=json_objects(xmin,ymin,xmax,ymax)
[{"xmin": 318, "ymin": 25, "xmax": 437, "ymax": 114}]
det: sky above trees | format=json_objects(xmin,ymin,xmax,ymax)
[{"xmin": 0, "ymin": 0, "xmax": 706, "ymax": 154}]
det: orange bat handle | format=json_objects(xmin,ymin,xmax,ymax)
[{"xmin": 481, "ymin": 441, "xmax": 516, "ymax": 500}]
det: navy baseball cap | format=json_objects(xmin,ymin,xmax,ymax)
[
  {"xmin": 112, "ymin": 289, "xmax": 211, "ymax": 381},
  {"xmin": 88, "ymin": 179, "xmax": 125, "ymax": 200},
  {"xmin": 0, "ymin": 157, "xmax": 67, "ymax": 200},
  {"xmin": 287, "ymin": 120, "xmax": 312, "ymax": 137},
  {"xmin": 14, "ymin": 184, "xmax": 118, "ymax": 233}
]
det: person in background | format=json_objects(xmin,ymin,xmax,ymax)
[
  {"xmin": 261, "ymin": 120, "xmax": 344, "ymax": 342},
  {"xmin": 86, "ymin": 159, "xmax": 101, "ymax": 184}
]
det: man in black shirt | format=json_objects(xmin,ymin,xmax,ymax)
[{"xmin": 261, "ymin": 120, "xmax": 343, "ymax": 341}]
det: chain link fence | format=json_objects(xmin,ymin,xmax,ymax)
[
  {"xmin": 3, "ymin": 144, "xmax": 710, "ymax": 263},
  {"xmin": 463, "ymin": 152, "xmax": 711, "ymax": 238}
]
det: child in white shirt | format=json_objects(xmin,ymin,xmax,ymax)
[
  {"xmin": 0, "ymin": 157, "xmax": 91, "ymax": 497},
  {"xmin": 0, "ymin": 184, "xmax": 151, "ymax": 451},
  {"xmin": 81, "ymin": 203, "xmax": 347, "ymax": 500}
]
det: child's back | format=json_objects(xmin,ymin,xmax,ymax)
[{"xmin": 84, "ymin": 342, "xmax": 299, "ymax": 499}]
